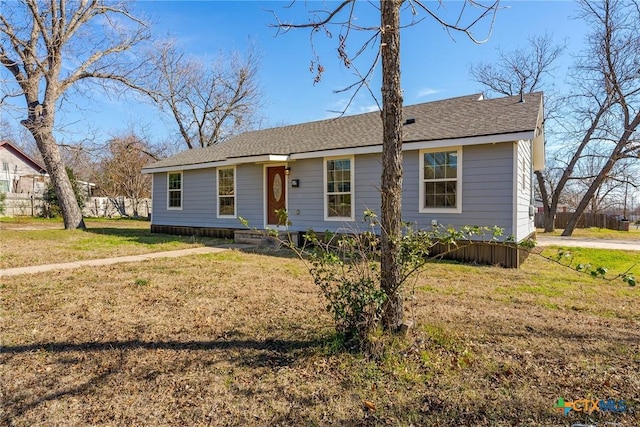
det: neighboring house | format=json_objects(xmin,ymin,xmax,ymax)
[
  {"xmin": 143, "ymin": 92, "xmax": 545, "ymax": 267},
  {"xmin": 0, "ymin": 140, "xmax": 47, "ymax": 196}
]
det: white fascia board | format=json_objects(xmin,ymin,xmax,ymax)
[
  {"xmin": 404, "ymin": 131, "xmax": 535, "ymax": 151},
  {"xmin": 142, "ymin": 154, "xmax": 290, "ymax": 174},
  {"xmin": 289, "ymin": 131, "xmax": 536, "ymax": 160},
  {"xmin": 532, "ymin": 131, "xmax": 545, "ymax": 171},
  {"xmin": 143, "ymin": 132, "xmax": 536, "ymax": 173},
  {"xmin": 291, "ymin": 145, "xmax": 382, "ymax": 160},
  {"xmin": 245, "ymin": 154, "xmax": 290, "ymax": 164},
  {"xmin": 143, "ymin": 161, "xmax": 230, "ymax": 174}
]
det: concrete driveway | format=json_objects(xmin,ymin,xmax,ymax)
[{"xmin": 536, "ymin": 235, "xmax": 640, "ymax": 251}]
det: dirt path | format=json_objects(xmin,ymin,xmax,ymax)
[{"xmin": 0, "ymin": 246, "xmax": 229, "ymax": 277}]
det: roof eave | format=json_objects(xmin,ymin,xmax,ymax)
[
  {"xmin": 0, "ymin": 141, "xmax": 47, "ymax": 173},
  {"xmin": 142, "ymin": 154, "xmax": 290, "ymax": 174},
  {"xmin": 143, "ymin": 131, "xmax": 536, "ymax": 173}
]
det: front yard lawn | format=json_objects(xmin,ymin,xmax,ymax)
[
  {"xmin": 0, "ymin": 217, "xmax": 226, "ymax": 269},
  {"xmin": 1, "ymin": 245, "xmax": 638, "ymax": 426}
]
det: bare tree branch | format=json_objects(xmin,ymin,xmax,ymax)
[
  {"xmin": 140, "ymin": 39, "xmax": 262, "ymax": 149},
  {"xmin": 0, "ymin": 0, "xmax": 152, "ymax": 229}
]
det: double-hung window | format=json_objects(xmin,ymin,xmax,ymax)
[
  {"xmin": 419, "ymin": 148, "xmax": 462, "ymax": 213},
  {"xmin": 1, "ymin": 162, "xmax": 9, "ymax": 193},
  {"xmin": 217, "ymin": 167, "xmax": 236, "ymax": 217},
  {"xmin": 324, "ymin": 156, "xmax": 354, "ymax": 220},
  {"xmin": 167, "ymin": 171, "xmax": 182, "ymax": 209}
]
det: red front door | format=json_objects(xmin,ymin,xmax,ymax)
[{"xmin": 267, "ymin": 166, "xmax": 286, "ymax": 225}]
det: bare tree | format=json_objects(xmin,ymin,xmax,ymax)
[
  {"xmin": 470, "ymin": 33, "xmax": 563, "ymax": 98},
  {"xmin": 272, "ymin": 0, "xmax": 499, "ymax": 333},
  {"xmin": 564, "ymin": 148, "xmax": 634, "ymax": 213},
  {"xmin": 472, "ymin": 1, "xmax": 640, "ymax": 235},
  {"xmin": 0, "ymin": 0, "xmax": 149, "ymax": 229},
  {"xmin": 144, "ymin": 40, "xmax": 262, "ymax": 149},
  {"xmin": 470, "ymin": 34, "xmax": 565, "ymax": 232},
  {"xmin": 561, "ymin": 0, "xmax": 640, "ymax": 236},
  {"xmin": 93, "ymin": 133, "xmax": 155, "ymax": 217}
]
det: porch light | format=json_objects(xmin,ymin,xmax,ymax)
[{"xmin": 284, "ymin": 166, "xmax": 291, "ymax": 176}]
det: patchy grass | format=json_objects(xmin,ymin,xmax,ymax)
[
  {"xmin": 538, "ymin": 226, "xmax": 640, "ymax": 240},
  {"xmin": 1, "ymin": 248, "xmax": 638, "ymax": 426},
  {"xmin": 0, "ymin": 217, "xmax": 227, "ymax": 269},
  {"xmin": 538, "ymin": 247, "xmax": 639, "ymax": 275}
]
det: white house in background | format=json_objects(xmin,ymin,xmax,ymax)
[
  {"xmin": 143, "ymin": 92, "xmax": 545, "ymax": 267},
  {"xmin": 0, "ymin": 140, "xmax": 47, "ymax": 196}
]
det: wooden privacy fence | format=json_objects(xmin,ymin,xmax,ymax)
[{"xmin": 535, "ymin": 212, "xmax": 631, "ymax": 231}]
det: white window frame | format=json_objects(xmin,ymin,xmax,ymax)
[
  {"xmin": 217, "ymin": 166, "xmax": 236, "ymax": 218},
  {"xmin": 323, "ymin": 155, "xmax": 355, "ymax": 221},
  {"xmin": 419, "ymin": 147, "xmax": 462, "ymax": 214},
  {"xmin": 167, "ymin": 171, "xmax": 183, "ymax": 210}
]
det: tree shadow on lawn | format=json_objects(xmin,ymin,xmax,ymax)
[
  {"xmin": 1, "ymin": 335, "xmax": 328, "ymax": 364},
  {"xmin": 0, "ymin": 335, "xmax": 331, "ymax": 423},
  {"xmin": 85, "ymin": 227, "xmax": 228, "ymax": 246},
  {"xmin": 3, "ymin": 335, "xmax": 637, "ymax": 425}
]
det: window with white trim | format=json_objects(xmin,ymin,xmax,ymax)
[
  {"xmin": 217, "ymin": 167, "xmax": 236, "ymax": 217},
  {"xmin": 167, "ymin": 171, "xmax": 182, "ymax": 209},
  {"xmin": 420, "ymin": 149, "xmax": 462, "ymax": 213},
  {"xmin": 325, "ymin": 156, "xmax": 354, "ymax": 220}
]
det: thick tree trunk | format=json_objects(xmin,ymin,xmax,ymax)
[
  {"xmin": 379, "ymin": 0, "xmax": 404, "ymax": 331},
  {"xmin": 29, "ymin": 121, "xmax": 85, "ymax": 230},
  {"xmin": 543, "ymin": 211, "xmax": 555, "ymax": 233},
  {"xmin": 562, "ymin": 157, "xmax": 616, "ymax": 236},
  {"xmin": 562, "ymin": 111, "xmax": 640, "ymax": 236},
  {"xmin": 535, "ymin": 170, "xmax": 555, "ymax": 232}
]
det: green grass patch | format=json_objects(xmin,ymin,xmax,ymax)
[
  {"xmin": 538, "ymin": 226, "xmax": 640, "ymax": 240},
  {"xmin": 134, "ymin": 278, "xmax": 149, "ymax": 287},
  {"xmin": 0, "ymin": 217, "xmax": 226, "ymax": 269},
  {"xmin": 539, "ymin": 247, "xmax": 638, "ymax": 280}
]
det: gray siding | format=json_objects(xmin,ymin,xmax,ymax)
[
  {"xmin": 515, "ymin": 139, "xmax": 535, "ymax": 240},
  {"xmin": 151, "ymin": 172, "xmax": 168, "ymax": 223},
  {"xmin": 402, "ymin": 143, "xmax": 515, "ymax": 237},
  {"xmin": 151, "ymin": 142, "xmax": 519, "ymax": 239},
  {"xmin": 286, "ymin": 158, "xmax": 324, "ymax": 230},
  {"xmin": 236, "ymin": 164, "xmax": 264, "ymax": 227},
  {"xmin": 286, "ymin": 154, "xmax": 382, "ymax": 233},
  {"xmin": 152, "ymin": 164, "xmax": 265, "ymax": 229}
]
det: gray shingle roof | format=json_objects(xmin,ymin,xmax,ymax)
[{"xmin": 144, "ymin": 92, "xmax": 543, "ymax": 171}]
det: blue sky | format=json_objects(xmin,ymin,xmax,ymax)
[{"xmin": 4, "ymin": 1, "xmax": 590, "ymax": 147}]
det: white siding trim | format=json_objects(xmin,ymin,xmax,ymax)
[
  {"xmin": 512, "ymin": 142, "xmax": 518, "ymax": 239},
  {"xmin": 323, "ymin": 155, "xmax": 355, "ymax": 222},
  {"xmin": 167, "ymin": 171, "xmax": 183, "ymax": 211},
  {"xmin": 216, "ymin": 166, "xmax": 237, "ymax": 219},
  {"xmin": 418, "ymin": 147, "xmax": 463, "ymax": 214},
  {"xmin": 143, "ymin": 155, "xmax": 290, "ymax": 174},
  {"xmin": 150, "ymin": 175, "xmax": 154, "ymax": 223}
]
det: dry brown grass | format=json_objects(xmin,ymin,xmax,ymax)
[{"xmin": 1, "ymin": 247, "xmax": 638, "ymax": 426}]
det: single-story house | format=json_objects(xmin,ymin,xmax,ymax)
[
  {"xmin": 0, "ymin": 140, "xmax": 48, "ymax": 196},
  {"xmin": 143, "ymin": 92, "xmax": 545, "ymax": 267}
]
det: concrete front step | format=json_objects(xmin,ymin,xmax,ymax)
[{"xmin": 233, "ymin": 230, "xmax": 298, "ymax": 248}]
